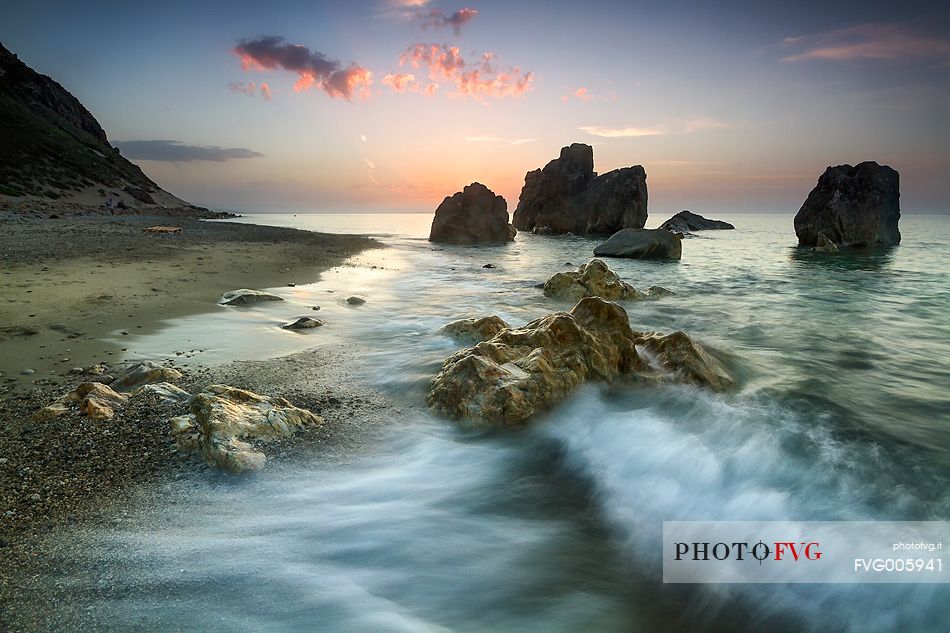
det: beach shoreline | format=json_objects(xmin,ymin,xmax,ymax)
[
  {"xmin": 0, "ymin": 206, "xmax": 393, "ymax": 625},
  {"xmin": 0, "ymin": 207, "xmax": 381, "ymax": 388}
]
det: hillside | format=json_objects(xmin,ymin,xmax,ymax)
[{"xmin": 0, "ymin": 42, "xmax": 196, "ymax": 212}]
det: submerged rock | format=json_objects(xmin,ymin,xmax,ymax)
[
  {"xmin": 219, "ymin": 289, "xmax": 285, "ymax": 306},
  {"xmin": 427, "ymin": 297, "xmax": 733, "ymax": 425},
  {"xmin": 439, "ymin": 316, "xmax": 511, "ymax": 343},
  {"xmin": 593, "ymin": 228, "xmax": 682, "ymax": 260},
  {"xmin": 512, "ymin": 143, "xmax": 648, "ymax": 235},
  {"xmin": 111, "ymin": 361, "xmax": 182, "ymax": 391},
  {"xmin": 428, "ymin": 182, "xmax": 515, "ymax": 244},
  {"xmin": 659, "ymin": 210, "xmax": 734, "ymax": 233},
  {"xmin": 282, "ymin": 316, "xmax": 324, "ymax": 330},
  {"xmin": 794, "ymin": 162, "xmax": 901, "ymax": 247},
  {"xmin": 543, "ymin": 259, "xmax": 639, "ymax": 301},
  {"xmin": 169, "ymin": 385, "xmax": 322, "ymax": 473},
  {"xmin": 346, "ymin": 295, "xmax": 366, "ymax": 305}
]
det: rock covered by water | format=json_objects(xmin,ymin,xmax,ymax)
[
  {"xmin": 169, "ymin": 385, "xmax": 322, "ymax": 474},
  {"xmin": 593, "ymin": 228, "xmax": 682, "ymax": 260},
  {"xmin": 428, "ymin": 182, "xmax": 515, "ymax": 244},
  {"xmin": 427, "ymin": 297, "xmax": 733, "ymax": 425},
  {"xmin": 794, "ymin": 162, "xmax": 901, "ymax": 247},
  {"xmin": 542, "ymin": 259, "xmax": 672, "ymax": 301},
  {"xmin": 511, "ymin": 143, "xmax": 647, "ymax": 235},
  {"xmin": 659, "ymin": 210, "xmax": 734, "ymax": 233}
]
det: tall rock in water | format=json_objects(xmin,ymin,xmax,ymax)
[
  {"xmin": 429, "ymin": 182, "xmax": 515, "ymax": 244},
  {"xmin": 794, "ymin": 162, "xmax": 901, "ymax": 247},
  {"xmin": 512, "ymin": 143, "xmax": 647, "ymax": 235}
]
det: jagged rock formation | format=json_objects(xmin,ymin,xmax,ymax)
[
  {"xmin": 169, "ymin": 385, "xmax": 322, "ymax": 473},
  {"xmin": 659, "ymin": 210, "xmax": 734, "ymax": 233},
  {"xmin": 429, "ymin": 182, "xmax": 515, "ymax": 244},
  {"xmin": 512, "ymin": 143, "xmax": 647, "ymax": 235},
  {"xmin": 593, "ymin": 228, "xmax": 682, "ymax": 260},
  {"xmin": 427, "ymin": 297, "xmax": 733, "ymax": 425},
  {"xmin": 542, "ymin": 259, "xmax": 672, "ymax": 301},
  {"xmin": 794, "ymin": 162, "xmax": 901, "ymax": 247},
  {"xmin": 0, "ymin": 41, "xmax": 189, "ymax": 209}
]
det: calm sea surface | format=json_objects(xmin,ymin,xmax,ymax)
[{"xmin": 67, "ymin": 213, "xmax": 950, "ymax": 631}]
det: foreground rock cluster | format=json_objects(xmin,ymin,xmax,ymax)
[
  {"xmin": 32, "ymin": 360, "xmax": 321, "ymax": 474},
  {"xmin": 512, "ymin": 144, "xmax": 648, "ymax": 235},
  {"xmin": 428, "ymin": 297, "xmax": 733, "ymax": 425}
]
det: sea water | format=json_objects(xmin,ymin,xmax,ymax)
[{"xmin": 57, "ymin": 213, "xmax": 950, "ymax": 631}]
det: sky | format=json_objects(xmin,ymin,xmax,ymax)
[{"xmin": 1, "ymin": 0, "xmax": 948, "ymax": 214}]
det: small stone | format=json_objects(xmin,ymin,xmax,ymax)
[
  {"xmin": 346, "ymin": 296, "xmax": 366, "ymax": 305},
  {"xmin": 287, "ymin": 283, "xmax": 296, "ymax": 287},
  {"xmin": 29, "ymin": 493, "xmax": 41, "ymax": 502},
  {"xmin": 120, "ymin": 331, "xmax": 129, "ymax": 335},
  {"xmin": 311, "ymin": 306, "xmax": 320, "ymax": 311},
  {"xmin": 482, "ymin": 263, "xmax": 495, "ymax": 269},
  {"xmin": 282, "ymin": 317, "xmax": 324, "ymax": 330},
  {"xmin": 20, "ymin": 369, "xmax": 34, "ymax": 376}
]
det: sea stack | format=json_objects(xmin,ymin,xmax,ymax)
[
  {"xmin": 512, "ymin": 143, "xmax": 647, "ymax": 235},
  {"xmin": 794, "ymin": 162, "xmax": 901, "ymax": 248},
  {"xmin": 428, "ymin": 182, "xmax": 515, "ymax": 244}
]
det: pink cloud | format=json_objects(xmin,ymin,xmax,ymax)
[
  {"xmin": 781, "ymin": 23, "xmax": 950, "ymax": 63},
  {"xmin": 382, "ymin": 72, "xmax": 420, "ymax": 93},
  {"xmin": 418, "ymin": 8, "xmax": 478, "ymax": 35},
  {"xmin": 397, "ymin": 43, "xmax": 532, "ymax": 99},
  {"xmin": 228, "ymin": 81, "xmax": 271, "ymax": 100},
  {"xmin": 400, "ymin": 43, "xmax": 466, "ymax": 79},
  {"xmin": 233, "ymin": 36, "xmax": 372, "ymax": 100}
]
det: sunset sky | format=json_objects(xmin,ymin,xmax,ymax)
[{"xmin": 3, "ymin": 0, "xmax": 948, "ymax": 213}]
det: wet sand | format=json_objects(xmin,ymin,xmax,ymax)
[{"xmin": 0, "ymin": 212, "xmax": 380, "ymax": 390}]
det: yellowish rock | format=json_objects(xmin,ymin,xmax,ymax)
[
  {"xmin": 33, "ymin": 382, "xmax": 129, "ymax": 421},
  {"xmin": 169, "ymin": 385, "xmax": 323, "ymax": 473},
  {"xmin": 439, "ymin": 316, "xmax": 510, "ymax": 343},
  {"xmin": 427, "ymin": 297, "xmax": 733, "ymax": 426},
  {"xmin": 542, "ymin": 259, "xmax": 671, "ymax": 302}
]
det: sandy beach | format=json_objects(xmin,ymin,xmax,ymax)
[
  {"xmin": 0, "ymin": 206, "xmax": 391, "ymax": 627},
  {"xmin": 0, "ymin": 208, "xmax": 379, "ymax": 388}
]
